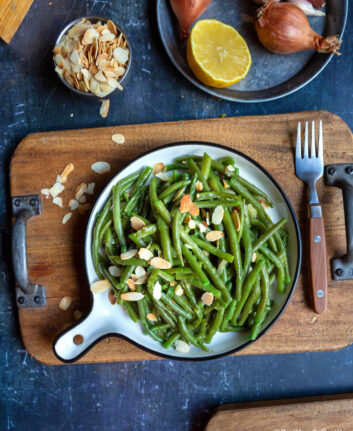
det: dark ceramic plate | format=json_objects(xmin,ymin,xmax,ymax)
[{"xmin": 156, "ymin": 0, "xmax": 347, "ymax": 102}]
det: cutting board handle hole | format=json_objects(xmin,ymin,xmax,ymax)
[{"xmin": 73, "ymin": 334, "xmax": 84, "ymax": 345}]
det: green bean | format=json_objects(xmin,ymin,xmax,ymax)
[
  {"xmin": 110, "ymin": 256, "xmax": 149, "ymax": 267},
  {"xmin": 159, "ymin": 180, "xmax": 191, "ymax": 200},
  {"xmin": 92, "ymin": 197, "xmax": 112, "ymax": 278},
  {"xmin": 238, "ymin": 277, "xmax": 261, "ymax": 326},
  {"xmin": 220, "ymin": 299, "xmax": 237, "ymax": 331},
  {"xmin": 255, "ymin": 265, "xmax": 270, "ymax": 324},
  {"xmin": 196, "ymin": 191, "xmax": 238, "ymax": 201},
  {"xmin": 201, "ymin": 152, "xmax": 212, "ymax": 180},
  {"xmin": 259, "ymin": 246, "xmax": 285, "ymax": 292},
  {"xmin": 187, "ymin": 159, "xmax": 211, "ymax": 192},
  {"xmin": 162, "ymin": 332, "xmax": 180, "ymax": 349},
  {"xmin": 190, "ymin": 236, "xmax": 234, "ymax": 263},
  {"xmin": 161, "ymin": 293, "xmax": 193, "ymax": 320},
  {"xmin": 252, "ymin": 218, "xmax": 287, "ymax": 253},
  {"xmin": 157, "ymin": 216, "xmax": 173, "ymax": 264},
  {"xmin": 231, "ymin": 260, "xmax": 265, "ymax": 324},
  {"xmin": 124, "ymin": 166, "xmax": 153, "ymax": 214},
  {"xmin": 172, "ymin": 210, "xmax": 184, "ymax": 266},
  {"xmin": 151, "ymin": 323, "xmax": 170, "ymax": 333},
  {"xmin": 205, "ymin": 309, "xmax": 225, "ymax": 344},
  {"xmin": 188, "ymin": 278, "xmax": 222, "ymax": 299},
  {"xmin": 181, "ymin": 244, "xmax": 209, "ymax": 285},
  {"xmin": 232, "ymin": 173, "xmax": 273, "ymax": 207},
  {"xmin": 196, "ymin": 200, "xmax": 240, "ymax": 208},
  {"xmin": 178, "ymin": 317, "xmax": 201, "ymax": 347},
  {"xmin": 154, "ymin": 200, "xmax": 172, "ymax": 224}
]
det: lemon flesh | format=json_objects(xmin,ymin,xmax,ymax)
[{"xmin": 187, "ymin": 19, "xmax": 251, "ymax": 88}]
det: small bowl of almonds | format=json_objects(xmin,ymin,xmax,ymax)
[{"xmin": 53, "ymin": 16, "xmax": 131, "ymax": 98}]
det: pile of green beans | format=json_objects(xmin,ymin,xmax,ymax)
[{"xmin": 92, "ymin": 153, "xmax": 290, "ymax": 352}]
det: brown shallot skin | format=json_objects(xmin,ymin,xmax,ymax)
[
  {"xmin": 255, "ymin": 1, "xmax": 341, "ymax": 54},
  {"xmin": 170, "ymin": 0, "xmax": 212, "ymax": 39}
]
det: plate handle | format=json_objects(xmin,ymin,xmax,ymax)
[{"xmin": 12, "ymin": 195, "xmax": 46, "ymax": 307}]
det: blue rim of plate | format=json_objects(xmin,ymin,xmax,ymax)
[
  {"xmin": 53, "ymin": 141, "xmax": 302, "ymax": 363},
  {"xmin": 156, "ymin": 0, "xmax": 348, "ymax": 103}
]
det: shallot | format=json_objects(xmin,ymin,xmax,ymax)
[
  {"xmin": 255, "ymin": 0, "xmax": 341, "ymax": 54},
  {"xmin": 170, "ymin": 0, "xmax": 212, "ymax": 38}
]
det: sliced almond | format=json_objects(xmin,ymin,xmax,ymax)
[
  {"xmin": 53, "ymin": 197, "xmax": 63, "ymax": 208},
  {"xmin": 205, "ymin": 231, "xmax": 224, "ymax": 242},
  {"xmin": 226, "ymin": 165, "xmax": 235, "ymax": 172},
  {"xmin": 135, "ymin": 266, "xmax": 146, "ymax": 278},
  {"xmin": 126, "ymin": 278, "xmax": 136, "ymax": 291},
  {"xmin": 149, "ymin": 257, "xmax": 171, "ymax": 269},
  {"xmin": 180, "ymin": 194, "xmax": 199, "ymax": 217},
  {"xmin": 91, "ymin": 161, "xmax": 111, "ymax": 174},
  {"xmin": 69, "ymin": 199, "xmax": 79, "ymax": 210},
  {"xmin": 217, "ymin": 259, "xmax": 227, "ymax": 275},
  {"xmin": 174, "ymin": 285, "xmax": 184, "ymax": 296},
  {"xmin": 100, "ymin": 99, "xmax": 110, "ymax": 118},
  {"xmin": 83, "ymin": 28, "xmax": 99, "ymax": 44},
  {"xmin": 251, "ymin": 253, "xmax": 257, "ymax": 263},
  {"xmin": 195, "ymin": 181, "xmax": 203, "ymax": 192},
  {"xmin": 198, "ymin": 223, "xmax": 207, "ymax": 233},
  {"xmin": 135, "ymin": 274, "xmax": 148, "ymax": 285},
  {"xmin": 90, "ymin": 279, "xmax": 111, "ymax": 293},
  {"xmin": 109, "ymin": 266, "xmax": 121, "ymax": 277},
  {"xmin": 49, "ymin": 182, "xmax": 65, "ymax": 198},
  {"xmin": 223, "ymin": 179, "xmax": 230, "ymax": 189},
  {"xmin": 232, "ymin": 209, "xmax": 241, "ymax": 232},
  {"xmin": 138, "ymin": 247, "xmax": 153, "ymax": 261},
  {"xmin": 121, "ymin": 249, "xmax": 138, "ymax": 260},
  {"xmin": 62, "ymin": 212, "xmax": 72, "ymax": 224},
  {"xmin": 41, "ymin": 188, "xmax": 50, "ymax": 197},
  {"xmin": 212, "ymin": 205, "xmax": 224, "ymax": 225},
  {"xmin": 60, "ymin": 163, "xmax": 74, "ymax": 182},
  {"xmin": 259, "ymin": 198, "xmax": 271, "ymax": 210},
  {"xmin": 111, "ymin": 133, "xmax": 125, "ymax": 144},
  {"xmin": 59, "ymin": 296, "xmax": 72, "ymax": 311},
  {"xmin": 131, "ymin": 216, "xmax": 146, "ymax": 231},
  {"xmin": 155, "ymin": 172, "xmax": 169, "ymax": 182},
  {"xmin": 201, "ymin": 292, "xmax": 214, "ymax": 306},
  {"xmin": 87, "ymin": 182, "xmax": 95, "ymax": 195},
  {"xmin": 79, "ymin": 195, "xmax": 87, "ymax": 204},
  {"xmin": 153, "ymin": 162, "xmax": 164, "ymax": 175},
  {"xmin": 188, "ymin": 219, "xmax": 196, "ymax": 229},
  {"xmin": 113, "ymin": 47, "xmax": 129, "ymax": 64},
  {"xmin": 121, "ymin": 292, "xmax": 144, "ymax": 301},
  {"xmin": 152, "ymin": 281, "xmax": 162, "ymax": 300},
  {"xmin": 75, "ymin": 183, "xmax": 87, "ymax": 200},
  {"xmin": 74, "ymin": 309, "xmax": 83, "ymax": 320},
  {"xmin": 175, "ymin": 340, "xmax": 190, "ymax": 353},
  {"xmin": 146, "ymin": 313, "xmax": 157, "ymax": 322}
]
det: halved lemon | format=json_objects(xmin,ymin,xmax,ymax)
[{"xmin": 187, "ymin": 19, "xmax": 251, "ymax": 88}]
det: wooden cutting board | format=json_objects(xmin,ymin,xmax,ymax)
[
  {"xmin": 10, "ymin": 110, "xmax": 353, "ymax": 365},
  {"xmin": 205, "ymin": 394, "xmax": 353, "ymax": 431},
  {"xmin": 0, "ymin": 0, "xmax": 35, "ymax": 43}
]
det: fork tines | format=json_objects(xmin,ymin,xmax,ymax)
[{"xmin": 296, "ymin": 120, "xmax": 323, "ymax": 161}]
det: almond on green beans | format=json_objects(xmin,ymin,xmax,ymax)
[
  {"xmin": 211, "ymin": 205, "xmax": 224, "ymax": 225},
  {"xmin": 109, "ymin": 266, "xmax": 121, "ymax": 277},
  {"xmin": 175, "ymin": 340, "xmax": 190, "ymax": 353},
  {"xmin": 232, "ymin": 209, "xmax": 241, "ymax": 232},
  {"xmin": 180, "ymin": 194, "xmax": 199, "ymax": 217},
  {"xmin": 146, "ymin": 313, "xmax": 158, "ymax": 322},
  {"xmin": 90, "ymin": 279, "xmax": 111, "ymax": 293},
  {"xmin": 174, "ymin": 285, "xmax": 184, "ymax": 296},
  {"xmin": 138, "ymin": 247, "xmax": 153, "ymax": 261},
  {"xmin": 131, "ymin": 216, "xmax": 146, "ymax": 231},
  {"xmin": 152, "ymin": 281, "xmax": 162, "ymax": 300},
  {"xmin": 205, "ymin": 230, "xmax": 224, "ymax": 242},
  {"xmin": 153, "ymin": 162, "xmax": 164, "ymax": 175},
  {"xmin": 121, "ymin": 249, "xmax": 138, "ymax": 260},
  {"xmin": 126, "ymin": 278, "xmax": 136, "ymax": 291},
  {"xmin": 201, "ymin": 292, "xmax": 214, "ymax": 306},
  {"xmin": 149, "ymin": 257, "xmax": 172, "ymax": 269},
  {"xmin": 121, "ymin": 292, "xmax": 144, "ymax": 301}
]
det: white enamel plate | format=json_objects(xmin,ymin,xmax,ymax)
[{"xmin": 54, "ymin": 142, "xmax": 302, "ymax": 362}]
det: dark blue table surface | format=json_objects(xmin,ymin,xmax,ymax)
[{"xmin": 1, "ymin": 2, "xmax": 352, "ymax": 430}]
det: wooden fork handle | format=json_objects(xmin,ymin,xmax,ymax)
[{"xmin": 309, "ymin": 205, "xmax": 328, "ymax": 314}]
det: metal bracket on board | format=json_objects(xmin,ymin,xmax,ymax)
[
  {"xmin": 12, "ymin": 195, "xmax": 46, "ymax": 308},
  {"xmin": 325, "ymin": 164, "xmax": 353, "ymax": 281}
]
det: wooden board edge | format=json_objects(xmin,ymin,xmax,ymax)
[
  {"xmin": 204, "ymin": 393, "xmax": 353, "ymax": 431},
  {"xmin": 0, "ymin": 0, "xmax": 35, "ymax": 44}
]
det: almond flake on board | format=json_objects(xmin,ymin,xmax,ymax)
[
  {"xmin": 120, "ymin": 292, "xmax": 144, "ymax": 301},
  {"xmin": 41, "ymin": 188, "xmax": 50, "ymax": 198},
  {"xmin": 74, "ymin": 309, "xmax": 83, "ymax": 320},
  {"xmin": 131, "ymin": 216, "xmax": 146, "ymax": 231},
  {"xmin": 205, "ymin": 230, "xmax": 224, "ymax": 242},
  {"xmin": 149, "ymin": 257, "xmax": 171, "ymax": 269},
  {"xmin": 175, "ymin": 340, "xmax": 190, "ymax": 353},
  {"xmin": 100, "ymin": 99, "xmax": 110, "ymax": 118},
  {"xmin": 90, "ymin": 279, "xmax": 111, "ymax": 293},
  {"xmin": 201, "ymin": 292, "xmax": 214, "ymax": 306},
  {"xmin": 109, "ymin": 266, "xmax": 121, "ymax": 277},
  {"xmin": 146, "ymin": 313, "xmax": 157, "ymax": 322},
  {"xmin": 53, "ymin": 197, "xmax": 63, "ymax": 208},
  {"xmin": 153, "ymin": 162, "xmax": 164, "ymax": 175},
  {"xmin": 138, "ymin": 248, "xmax": 153, "ymax": 261},
  {"xmin": 111, "ymin": 133, "xmax": 125, "ymax": 144},
  {"xmin": 49, "ymin": 182, "xmax": 65, "ymax": 198},
  {"xmin": 59, "ymin": 296, "xmax": 72, "ymax": 311},
  {"xmin": 152, "ymin": 281, "xmax": 162, "ymax": 300},
  {"xmin": 121, "ymin": 249, "xmax": 138, "ymax": 260},
  {"xmin": 62, "ymin": 212, "xmax": 72, "ymax": 224},
  {"xmin": 87, "ymin": 182, "xmax": 95, "ymax": 195},
  {"xmin": 60, "ymin": 163, "xmax": 74, "ymax": 182},
  {"xmin": 91, "ymin": 161, "xmax": 111, "ymax": 174},
  {"xmin": 69, "ymin": 199, "xmax": 79, "ymax": 210},
  {"xmin": 75, "ymin": 183, "xmax": 87, "ymax": 200},
  {"xmin": 212, "ymin": 205, "xmax": 224, "ymax": 225}
]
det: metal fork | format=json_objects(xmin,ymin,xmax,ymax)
[{"xmin": 295, "ymin": 121, "xmax": 328, "ymax": 314}]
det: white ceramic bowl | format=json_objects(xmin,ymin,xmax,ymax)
[{"xmin": 54, "ymin": 142, "xmax": 302, "ymax": 362}]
